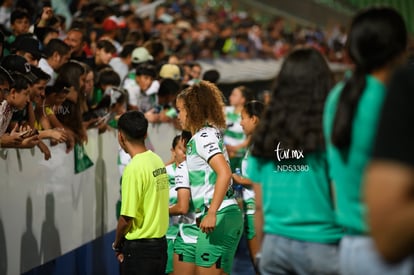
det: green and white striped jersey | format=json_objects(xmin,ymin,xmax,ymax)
[
  {"xmin": 224, "ymin": 106, "xmax": 246, "ymax": 157},
  {"xmin": 166, "ymin": 163, "xmax": 178, "ymax": 206},
  {"xmin": 175, "ymin": 161, "xmax": 198, "ymax": 243},
  {"xmin": 186, "ymin": 126, "xmax": 237, "ymax": 219}
]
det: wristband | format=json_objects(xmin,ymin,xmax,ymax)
[{"xmin": 112, "ymin": 242, "xmax": 121, "ymax": 252}]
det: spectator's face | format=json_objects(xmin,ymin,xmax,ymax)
[
  {"xmin": 229, "ymin": 88, "xmax": 245, "ymax": 107},
  {"xmin": 12, "ymin": 17, "xmax": 30, "ymax": 35},
  {"xmin": 176, "ymin": 98, "xmax": 188, "ymax": 131},
  {"xmin": 172, "ymin": 140, "xmax": 186, "ymax": 164},
  {"xmin": 64, "ymin": 31, "xmax": 84, "ymax": 55},
  {"xmin": 96, "ymin": 49, "xmax": 113, "ymax": 65},
  {"xmin": 136, "ymin": 75, "xmax": 153, "ymax": 92},
  {"xmin": 263, "ymin": 92, "xmax": 271, "ymax": 105},
  {"xmin": 190, "ymin": 65, "xmax": 201, "ymax": 80},
  {"xmin": 55, "ymin": 53, "xmax": 70, "ymax": 70},
  {"xmin": 168, "ymin": 55, "xmax": 179, "ymax": 64},
  {"xmin": 84, "ymin": 71, "xmax": 94, "ymax": 95},
  {"xmin": 31, "ymin": 79, "xmax": 47, "ymax": 106},
  {"xmin": 11, "ymin": 87, "xmax": 30, "ymax": 110}
]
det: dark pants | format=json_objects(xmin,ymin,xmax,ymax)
[{"xmin": 121, "ymin": 236, "xmax": 167, "ymax": 275}]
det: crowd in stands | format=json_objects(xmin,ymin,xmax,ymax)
[
  {"xmin": 4, "ymin": 2, "xmax": 414, "ymax": 275},
  {"xmin": 0, "ymin": 0, "xmax": 353, "ymax": 157}
]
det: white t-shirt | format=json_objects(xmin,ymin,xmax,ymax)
[
  {"xmin": 123, "ymin": 78, "xmax": 160, "ymax": 112},
  {"xmin": 39, "ymin": 58, "xmax": 55, "ymax": 86},
  {"xmin": 109, "ymin": 57, "xmax": 129, "ymax": 82}
]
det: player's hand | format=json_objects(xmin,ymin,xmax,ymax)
[{"xmin": 199, "ymin": 211, "xmax": 216, "ymax": 234}]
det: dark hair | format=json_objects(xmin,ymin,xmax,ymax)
[
  {"xmin": 0, "ymin": 73, "xmax": 11, "ymax": 86},
  {"xmin": 11, "ymin": 8, "xmax": 30, "ymax": 25},
  {"xmin": 331, "ymin": 7, "xmax": 407, "ymax": 149},
  {"xmin": 235, "ymin": 85, "xmax": 255, "ymax": 102},
  {"xmin": 202, "ymin": 69, "xmax": 220, "ymax": 84},
  {"xmin": 55, "ymin": 60, "xmax": 85, "ymax": 92},
  {"xmin": 136, "ymin": 64, "xmax": 157, "ymax": 78},
  {"xmin": 119, "ymin": 42, "xmax": 136, "ymax": 58},
  {"xmin": 31, "ymin": 66, "xmax": 50, "ymax": 82},
  {"xmin": 158, "ymin": 78, "xmax": 180, "ymax": 98},
  {"xmin": 181, "ymin": 130, "xmax": 192, "ymax": 145},
  {"xmin": 243, "ymin": 100, "xmax": 265, "ymax": 119},
  {"xmin": 125, "ymin": 30, "xmax": 144, "ymax": 44},
  {"xmin": 67, "ymin": 28, "xmax": 87, "ymax": 43},
  {"xmin": 252, "ymin": 48, "xmax": 333, "ymax": 158},
  {"xmin": 91, "ymin": 6, "xmax": 110, "ymax": 24},
  {"xmin": 171, "ymin": 135, "xmax": 181, "ymax": 149},
  {"xmin": 44, "ymin": 38, "xmax": 71, "ymax": 58},
  {"xmin": 118, "ymin": 111, "xmax": 148, "ymax": 142},
  {"xmin": 143, "ymin": 39, "xmax": 164, "ymax": 59},
  {"xmin": 0, "ymin": 66, "xmax": 14, "ymax": 85},
  {"xmin": 10, "ymin": 73, "xmax": 30, "ymax": 91},
  {"xmin": 47, "ymin": 15, "xmax": 61, "ymax": 28},
  {"xmin": 95, "ymin": 87, "xmax": 126, "ymax": 110},
  {"xmin": 45, "ymin": 81, "xmax": 71, "ymax": 96},
  {"xmin": 97, "ymin": 68, "xmax": 121, "ymax": 87},
  {"xmin": 34, "ymin": 26, "xmax": 58, "ymax": 45},
  {"xmin": 96, "ymin": 39, "xmax": 116, "ymax": 54}
]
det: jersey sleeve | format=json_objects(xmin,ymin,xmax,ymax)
[
  {"xmin": 175, "ymin": 161, "xmax": 190, "ymax": 189},
  {"xmin": 373, "ymin": 65, "xmax": 414, "ymax": 166},
  {"xmin": 195, "ymin": 128, "xmax": 222, "ymax": 163},
  {"xmin": 120, "ymin": 164, "xmax": 142, "ymax": 221}
]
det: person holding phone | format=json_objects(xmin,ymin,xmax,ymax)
[{"xmin": 0, "ymin": 73, "xmax": 39, "ymax": 148}]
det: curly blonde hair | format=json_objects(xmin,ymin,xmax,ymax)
[{"xmin": 177, "ymin": 81, "xmax": 226, "ymax": 132}]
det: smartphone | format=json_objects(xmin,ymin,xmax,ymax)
[{"xmin": 94, "ymin": 113, "xmax": 111, "ymax": 126}]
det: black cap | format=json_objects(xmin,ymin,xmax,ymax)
[
  {"xmin": 15, "ymin": 36, "xmax": 43, "ymax": 60},
  {"xmin": 1, "ymin": 54, "xmax": 38, "ymax": 84},
  {"xmin": 31, "ymin": 66, "xmax": 51, "ymax": 81},
  {"xmin": 0, "ymin": 65, "xmax": 14, "ymax": 84},
  {"xmin": 136, "ymin": 64, "xmax": 157, "ymax": 78}
]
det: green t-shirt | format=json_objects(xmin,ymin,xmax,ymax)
[
  {"xmin": 121, "ymin": 150, "xmax": 170, "ymax": 239},
  {"xmin": 323, "ymin": 75, "xmax": 386, "ymax": 234},
  {"xmin": 247, "ymin": 153, "xmax": 343, "ymax": 243}
]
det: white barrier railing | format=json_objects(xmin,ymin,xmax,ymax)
[{"xmin": 0, "ymin": 123, "xmax": 179, "ymax": 275}]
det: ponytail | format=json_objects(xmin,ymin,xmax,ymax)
[{"xmin": 331, "ymin": 69, "xmax": 366, "ymax": 149}]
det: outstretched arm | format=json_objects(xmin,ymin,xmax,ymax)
[{"xmin": 365, "ymin": 161, "xmax": 414, "ymax": 263}]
